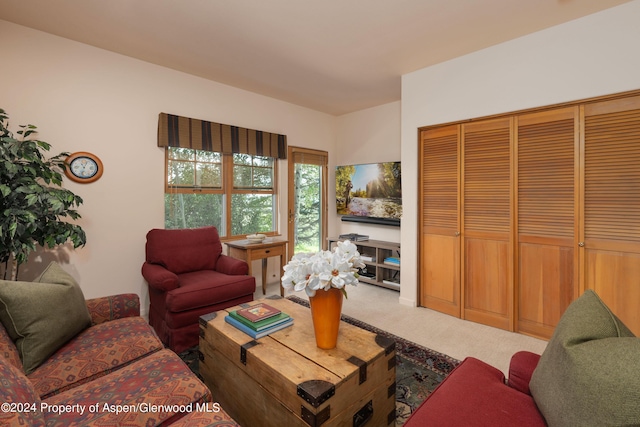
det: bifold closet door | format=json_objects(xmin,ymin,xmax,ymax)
[
  {"xmin": 461, "ymin": 118, "xmax": 513, "ymax": 330},
  {"xmin": 516, "ymin": 107, "xmax": 579, "ymax": 339},
  {"xmin": 582, "ymin": 96, "xmax": 640, "ymax": 335},
  {"xmin": 419, "ymin": 125, "xmax": 461, "ymax": 317}
]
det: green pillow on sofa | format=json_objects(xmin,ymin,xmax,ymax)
[
  {"xmin": 530, "ymin": 290, "xmax": 640, "ymax": 426},
  {"xmin": 0, "ymin": 262, "xmax": 91, "ymax": 374}
]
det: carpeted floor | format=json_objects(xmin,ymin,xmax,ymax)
[{"xmin": 180, "ymin": 296, "xmax": 460, "ymax": 426}]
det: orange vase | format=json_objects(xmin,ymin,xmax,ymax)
[{"xmin": 308, "ymin": 287, "xmax": 344, "ymax": 349}]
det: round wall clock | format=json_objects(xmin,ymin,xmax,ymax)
[{"xmin": 65, "ymin": 152, "xmax": 104, "ymax": 183}]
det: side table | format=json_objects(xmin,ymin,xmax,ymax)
[{"xmin": 226, "ymin": 238, "xmax": 288, "ymax": 296}]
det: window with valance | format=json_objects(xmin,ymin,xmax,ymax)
[{"xmin": 158, "ymin": 113, "xmax": 288, "ymax": 238}]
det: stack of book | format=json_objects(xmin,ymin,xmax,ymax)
[
  {"xmin": 225, "ymin": 303, "xmax": 293, "ymax": 339},
  {"xmin": 383, "ymin": 256, "xmax": 400, "ymax": 266}
]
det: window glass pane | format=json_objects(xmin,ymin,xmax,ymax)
[
  {"xmin": 165, "ymin": 193, "xmax": 225, "ymax": 234},
  {"xmin": 169, "ymin": 147, "xmax": 195, "ymax": 161},
  {"xmin": 196, "ymin": 163, "xmax": 222, "ymax": 187},
  {"xmin": 197, "ymin": 151, "xmax": 221, "ymax": 163},
  {"xmin": 168, "ymin": 160, "xmax": 195, "ymax": 187},
  {"xmin": 253, "ymin": 167, "xmax": 273, "ymax": 188},
  {"xmin": 233, "ymin": 165, "xmax": 252, "ymax": 187},
  {"xmin": 231, "ymin": 194, "xmax": 274, "ymax": 235},
  {"xmin": 294, "ymin": 163, "xmax": 322, "ymax": 253},
  {"xmin": 234, "ymin": 153, "xmax": 252, "ymax": 166},
  {"xmin": 233, "ymin": 154, "xmax": 273, "ymax": 189},
  {"xmin": 253, "ymin": 156, "xmax": 270, "ymax": 167}
]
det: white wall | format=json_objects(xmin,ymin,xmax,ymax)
[
  {"xmin": 334, "ymin": 101, "xmax": 402, "ymax": 244},
  {"xmin": 1, "ymin": 20, "xmax": 336, "ymax": 307},
  {"xmin": 400, "ymin": 0, "xmax": 640, "ymax": 306}
]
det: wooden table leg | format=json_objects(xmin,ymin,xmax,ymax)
[
  {"xmin": 279, "ymin": 253, "xmax": 285, "ymax": 296},
  {"xmin": 262, "ymin": 258, "xmax": 268, "ymax": 294}
]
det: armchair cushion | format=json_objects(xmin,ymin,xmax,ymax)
[
  {"xmin": 530, "ymin": 290, "xmax": 640, "ymax": 426},
  {"xmin": 165, "ymin": 270, "xmax": 256, "ymax": 313},
  {"xmin": 0, "ymin": 262, "xmax": 91, "ymax": 374},
  {"xmin": 145, "ymin": 226, "xmax": 222, "ymax": 274}
]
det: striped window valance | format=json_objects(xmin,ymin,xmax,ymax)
[{"xmin": 158, "ymin": 113, "xmax": 287, "ymax": 159}]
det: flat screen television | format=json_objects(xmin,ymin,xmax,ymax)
[{"xmin": 336, "ymin": 161, "xmax": 402, "ymax": 226}]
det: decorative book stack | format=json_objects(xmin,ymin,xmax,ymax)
[{"xmin": 225, "ymin": 302, "xmax": 293, "ymax": 339}]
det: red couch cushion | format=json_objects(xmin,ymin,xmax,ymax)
[
  {"xmin": 28, "ymin": 316, "xmax": 163, "ymax": 398},
  {"xmin": 145, "ymin": 227, "xmax": 222, "ymax": 274},
  {"xmin": 43, "ymin": 349, "xmax": 212, "ymax": 426},
  {"xmin": 404, "ymin": 357, "xmax": 546, "ymax": 427}
]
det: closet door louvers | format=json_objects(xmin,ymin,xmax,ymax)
[
  {"xmin": 582, "ymin": 96, "xmax": 640, "ymax": 335},
  {"xmin": 516, "ymin": 108, "xmax": 579, "ymax": 339},
  {"xmin": 462, "ymin": 118, "xmax": 513, "ymax": 330},
  {"xmin": 419, "ymin": 125, "xmax": 461, "ymax": 317}
]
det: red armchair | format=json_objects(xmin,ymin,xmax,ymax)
[{"xmin": 142, "ymin": 226, "xmax": 256, "ymax": 352}]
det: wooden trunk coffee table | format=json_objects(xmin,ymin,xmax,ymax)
[{"xmin": 199, "ymin": 296, "xmax": 396, "ymax": 427}]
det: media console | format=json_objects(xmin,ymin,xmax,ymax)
[{"xmin": 328, "ymin": 237, "xmax": 400, "ymax": 291}]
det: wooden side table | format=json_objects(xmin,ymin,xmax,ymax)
[{"xmin": 226, "ymin": 238, "xmax": 288, "ymax": 296}]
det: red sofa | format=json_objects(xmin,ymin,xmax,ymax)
[
  {"xmin": 405, "ymin": 289, "xmax": 640, "ymax": 426},
  {"xmin": 142, "ymin": 226, "xmax": 256, "ymax": 352},
  {"xmin": 0, "ymin": 293, "xmax": 239, "ymax": 426},
  {"xmin": 404, "ymin": 351, "xmax": 546, "ymax": 426}
]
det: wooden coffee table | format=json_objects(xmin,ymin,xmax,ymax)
[{"xmin": 199, "ymin": 296, "xmax": 396, "ymax": 427}]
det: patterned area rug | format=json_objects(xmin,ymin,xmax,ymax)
[{"xmin": 180, "ymin": 296, "xmax": 460, "ymax": 426}]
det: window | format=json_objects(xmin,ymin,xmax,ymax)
[{"xmin": 165, "ymin": 147, "xmax": 277, "ymax": 238}]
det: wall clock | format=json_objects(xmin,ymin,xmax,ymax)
[{"xmin": 65, "ymin": 152, "xmax": 103, "ymax": 183}]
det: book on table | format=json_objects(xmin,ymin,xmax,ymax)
[
  {"xmin": 225, "ymin": 314, "xmax": 293, "ymax": 339},
  {"xmin": 234, "ymin": 302, "xmax": 282, "ymax": 322},
  {"xmin": 229, "ymin": 310, "xmax": 291, "ymax": 331}
]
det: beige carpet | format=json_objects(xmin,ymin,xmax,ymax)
[{"xmin": 257, "ymin": 280, "xmax": 547, "ymax": 376}]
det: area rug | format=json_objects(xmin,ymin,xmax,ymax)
[{"xmin": 180, "ymin": 297, "xmax": 460, "ymax": 426}]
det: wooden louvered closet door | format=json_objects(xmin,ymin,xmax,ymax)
[
  {"xmin": 419, "ymin": 125, "xmax": 461, "ymax": 317},
  {"xmin": 582, "ymin": 96, "xmax": 640, "ymax": 335},
  {"xmin": 516, "ymin": 108, "xmax": 579, "ymax": 339},
  {"xmin": 461, "ymin": 118, "xmax": 513, "ymax": 330}
]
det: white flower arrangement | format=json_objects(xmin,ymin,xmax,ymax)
[{"xmin": 281, "ymin": 240, "xmax": 366, "ymax": 298}]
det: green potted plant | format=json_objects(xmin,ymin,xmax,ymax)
[{"xmin": 0, "ymin": 108, "xmax": 86, "ymax": 280}]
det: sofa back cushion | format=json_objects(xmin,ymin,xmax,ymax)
[
  {"xmin": 0, "ymin": 262, "xmax": 92, "ymax": 374},
  {"xmin": 145, "ymin": 226, "xmax": 222, "ymax": 274},
  {"xmin": 0, "ymin": 354, "xmax": 45, "ymax": 426},
  {"xmin": 530, "ymin": 290, "xmax": 640, "ymax": 426}
]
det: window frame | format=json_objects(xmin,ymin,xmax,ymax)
[{"xmin": 164, "ymin": 147, "xmax": 279, "ymax": 239}]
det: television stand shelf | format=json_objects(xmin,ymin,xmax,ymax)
[{"xmin": 328, "ymin": 237, "xmax": 400, "ymax": 291}]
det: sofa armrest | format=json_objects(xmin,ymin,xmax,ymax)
[
  {"xmin": 507, "ymin": 351, "xmax": 541, "ymax": 395},
  {"xmin": 86, "ymin": 294, "xmax": 141, "ymax": 325},
  {"xmin": 142, "ymin": 262, "xmax": 180, "ymax": 292},
  {"xmin": 216, "ymin": 254, "xmax": 250, "ymax": 275}
]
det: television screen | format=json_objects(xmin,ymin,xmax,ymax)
[{"xmin": 336, "ymin": 161, "xmax": 402, "ymax": 221}]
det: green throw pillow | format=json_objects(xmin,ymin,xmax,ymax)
[
  {"xmin": 529, "ymin": 290, "xmax": 640, "ymax": 426},
  {"xmin": 0, "ymin": 262, "xmax": 91, "ymax": 374}
]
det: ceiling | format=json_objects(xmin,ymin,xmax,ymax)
[{"xmin": 0, "ymin": 0, "xmax": 632, "ymax": 115}]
